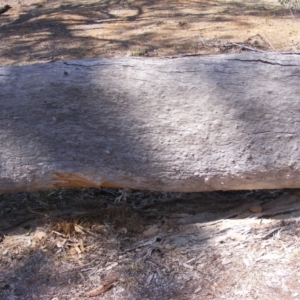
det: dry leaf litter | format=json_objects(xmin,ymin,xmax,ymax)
[{"xmin": 1, "ymin": 189, "xmax": 300, "ymax": 299}]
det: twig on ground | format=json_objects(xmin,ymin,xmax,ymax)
[
  {"xmin": 224, "ymin": 42, "xmax": 265, "ymax": 53},
  {"xmin": 261, "ymin": 227, "xmax": 282, "ymax": 240},
  {"xmin": 256, "ymin": 205, "xmax": 300, "ymax": 218},
  {"xmin": 124, "ymin": 236, "xmax": 161, "ymax": 253},
  {"xmin": 85, "ymin": 277, "xmax": 118, "ymax": 297},
  {"xmin": 289, "ymin": 6, "xmax": 295, "ymax": 19},
  {"xmin": 1, "ymin": 218, "xmax": 35, "ymax": 233},
  {"xmin": 26, "ymin": 206, "xmax": 49, "ymax": 218},
  {"xmin": 257, "ymin": 34, "xmax": 276, "ymax": 51},
  {"xmin": 198, "ymin": 34, "xmax": 205, "ymax": 45}
]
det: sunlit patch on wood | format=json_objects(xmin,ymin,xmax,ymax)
[{"xmin": 52, "ymin": 173, "xmax": 98, "ymax": 188}]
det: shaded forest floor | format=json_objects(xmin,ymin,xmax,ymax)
[
  {"xmin": 1, "ymin": 0, "xmax": 300, "ymax": 299},
  {"xmin": 2, "ymin": 189, "xmax": 300, "ymax": 299}
]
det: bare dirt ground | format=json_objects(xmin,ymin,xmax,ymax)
[
  {"xmin": 0, "ymin": 0, "xmax": 300, "ymax": 66},
  {"xmin": 1, "ymin": 0, "xmax": 300, "ymax": 299}
]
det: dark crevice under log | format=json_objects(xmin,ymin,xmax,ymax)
[{"xmin": 1, "ymin": 53, "xmax": 300, "ymax": 194}]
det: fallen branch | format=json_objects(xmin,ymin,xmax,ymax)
[{"xmin": 1, "ymin": 53, "xmax": 300, "ymax": 193}]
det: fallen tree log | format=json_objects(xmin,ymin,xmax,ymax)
[{"xmin": 1, "ymin": 53, "xmax": 300, "ymax": 193}]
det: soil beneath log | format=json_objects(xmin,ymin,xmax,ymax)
[
  {"xmin": 2, "ymin": 188, "xmax": 300, "ymax": 300},
  {"xmin": 1, "ymin": 0, "xmax": 300, "ymax": 299}
]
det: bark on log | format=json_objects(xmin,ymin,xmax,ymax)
[{"xmin": 1, "ymin": 53, "xmax": 300, "ymax": 194}]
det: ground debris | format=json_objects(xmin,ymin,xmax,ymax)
[
  {"xmin": 0, "ymin": 1, "xmax": 299, "ymax": 298},
  {"xmin": 1, "ymin": 188, "xmax": 300, "ymax": 299}
]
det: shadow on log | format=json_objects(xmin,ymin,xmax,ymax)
[{"xmin": 1, "ymin": 53, "xmax": 300, "ymax": 194}]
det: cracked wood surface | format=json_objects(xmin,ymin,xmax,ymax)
[{"xmin": 1, "ymin": 52, "xmax": 300, "ymax": 193}]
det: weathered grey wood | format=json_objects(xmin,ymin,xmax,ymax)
[{"xmin": 1, "ymin": 53, "xmax": 300, "ymax": 193}]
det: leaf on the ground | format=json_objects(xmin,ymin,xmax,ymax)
[
  {"xmin": 119, "ymin": 227, "xmax": 127, "ymax": 234},
  {"xmin": 221, "ymin": 258, "xmax": 232, "ymax": 265},
  {"xmin": 69, "ymin": 247, "xmax": 77, "ymax": 255},
  {"xmin": 183, "ymin": 262, "xmax": 194, "ymax": 269},
  {"xmin": 164, "ymin": 243, "xmax": 172, "ymax": 250},
  {"xmin": 146, "ymin": 273, "xmax": 154, "ymax": 285},
  {"xmin": 56, "ymin": 239, "xmax": 66, "ymax": 248},
  {"xmin": 75, "ymin": 246, "xmax": 81, "ymax": 254},
  {"xmin": 249, "ymin": 206, "xmax": 262, "ymax": 213},
  {"xmin": 105, "ymin": 262, "xmax": 118, "ymax": 271},
  {"xmin": 142, "ymin": 225, "xmax": 159, "ymax": 237},
  {"xmin": 74, "ymin": 224, "xmax": 85, "ymax": 234},
  {"xmin": 85, "ymin": 278, "xmax": 117, "ymax": 297},
  {"xmin": 34, "ymin": 231, "xmax": 47, "ymax": 240},
  {"xmin": 242, "ymin": 258, "xmax": 251, "ymax": 267}
]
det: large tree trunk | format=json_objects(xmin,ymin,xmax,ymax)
[{"xmin": 1, "ymin": 53, "xmax": 300, "ymax": 194}]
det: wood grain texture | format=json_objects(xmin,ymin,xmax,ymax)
[{"xmin": 1, "ymin": 53, "xmax": 300, "ymax": 193}]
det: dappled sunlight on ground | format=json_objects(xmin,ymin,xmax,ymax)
[{"xmin": 0, "ymin": 0, "xmax": 299, "ymax": 66}]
